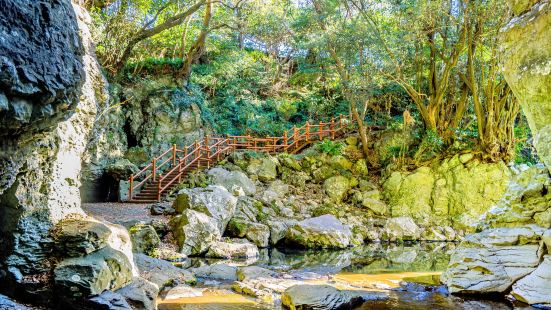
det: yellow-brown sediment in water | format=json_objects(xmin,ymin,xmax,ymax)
[
  {"xmin": 334, "ymin": 271, "xmax": 441, "ymax": 289},
  {"xmin": 158, "ymin": 289, "xmax": 256, "ymax": 305}
]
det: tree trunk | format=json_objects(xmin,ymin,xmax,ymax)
[{"xmin": 181, "ymin": 2, "xmax": 213, "ymax": 85}]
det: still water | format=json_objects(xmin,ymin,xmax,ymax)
[{"xmin": 159, "ymin": 242, "xmax": 536, "ymax": 310}]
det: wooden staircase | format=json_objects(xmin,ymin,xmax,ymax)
[{"xmin": 127, "ymin": 115, "xmax": 352, "ymax": 203}]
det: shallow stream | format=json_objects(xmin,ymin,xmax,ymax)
[{"xmin": 158, "ymin": 242, "xmax": 535, "ymax": 310}]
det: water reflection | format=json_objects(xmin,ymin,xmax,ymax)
[{"xmin": 160, "ymin": 242, "xmax": 535, "ymax": 309}]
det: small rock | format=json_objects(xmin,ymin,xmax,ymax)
[
  {"xmin": 129, "ymin": 224, "xmax": 161, "ymax": 255},
  {"xmin": 206, "ymin": 241, "xmax": 259, "ymax": 259},
  {"xmin": 192, "ymin": 264, "xmax": 238, "ymax": 281},
  {"xmin": 133, "ymin": 254, "xmax": 196, "ymax": 288},
  {"xmin": 237, "ymin": 266, "xmax": 277, "ymax": 281},
  {"xmin": 381, "ymin": 217, "xmax": 421, "ymax": 241},
  {"xmin": 150, "ymin": 202, "xmax": 175, "ymax": 215},
  {"xmin": 281, "ymin": 284, "xmax": 364, "ymax": 310},
  {"xmin": 116, "ymin": 277, "xmax": 159, "ymax": 310}
]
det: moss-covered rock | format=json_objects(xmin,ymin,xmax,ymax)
[
  {"xmin": 54, "ymin": 246, "xmax": 133, "ymax": 299},
  {"xmin": 247, "ymin": 156, "xmax": 279, "ymax": 182},
  {"xmin": 382, "ymin": 155, "xmax": 510, "ymax": 229},
  {"xmin": 129, "ymin": 224, "xmax": 161, "ymax": 255},
  {"xmin": 53, "ymin": 219, "xmax": 112, "ymax": 257},
  {"xmin": 323, "ymin": 176, "xmax": 351, "ymax": 202},
  {"xmin": 284, "ymin": 215, "xmax": 352, "ymax": 249},
  {"xmin": 483, "ymin": 164, "xmax": 550, "ymax": 229},
  {"xmin": 207, "ymin": 167, "xmax": 256, "ymax": 196}
]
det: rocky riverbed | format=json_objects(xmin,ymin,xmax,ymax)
[{"xmin": 153, "ymin": 243, "xmax": 535, "ymax": 309}]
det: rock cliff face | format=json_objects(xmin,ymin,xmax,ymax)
[
  {"xmin": 443, "ymin": 2, "xmax": 551, "ymax": 306},
  {"xmin": 0, "ymin": 0, "xmax": 84, "ymax": 137},
  {"xmin": 0, "ymin": 2, "xmax": 137, "ymax": 306},
  {"xmin": 81, "ymin": 79, "xmax": 206, "ymax": 202},
  {"xmin": 500, "ymin": 0, "xmax": 551, "ymax": 170}
]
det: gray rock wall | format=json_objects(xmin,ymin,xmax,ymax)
[
  {"xmin": 0, "ymin": 2, "xmax": 135, "ymax": 304},
  {"xmin": 0, "ymin": 0, "xmax": 84, "ymax": 137},
  {"xmin": 500, "ymin": 0, "xmax": 551, "ymax": 170}
]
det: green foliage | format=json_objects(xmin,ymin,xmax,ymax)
[
  {"xmin": 414, "ymin": 130, "xmax": 445, "ymax": 161},
  {"xmin": 513, "ymin": 121, "xmax": 538, "ymax": 165},
  {"xmin": 317, "ymin": 139, "xmax": 344, "ymax": 156}
]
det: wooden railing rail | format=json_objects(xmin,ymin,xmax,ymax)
[{"xmin": 128, "ymin": 114, "xmax": 354, "ymax": 202}]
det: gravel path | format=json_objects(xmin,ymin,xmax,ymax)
[{"xmin": 83, "ymin": 202, "xmax": 166, "ymax": 225}]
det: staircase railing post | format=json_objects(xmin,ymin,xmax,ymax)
[
  {"xmin": 293, "ymin": 127, "xmax": 298, "ymax": 151},
  {"xmin": 319, "ymin": 122, "xmax": 323, "ymax": 141},
  {"xmin": 283, "ymin": 130, "xmax": 288, "ymax": 151},
  {"xmin": 205, "ymin": 135, "xmax": 210, "ymax": 168},
  {"xmin": 305, "ymin": 122, "xmax": 310, "ymax": 142},
  {"xmin": 178, "ymin": 158, "xmax": 182, "ymax": 182},
  {"xmin": 152, "ymin": 158, "xmax": 157, "ymax": 182},
  {"xmin": 330, "ymin": 118, "xmax": 335, "ymax": 140},
  {"xmin": 157, "ymin": 174, "xmax": 162, "ymax": 201},
  {"xmin": 129, "ymin": 175, "xmax": 133, "ymax": 201},
  {"xmin": 195, "ymin": 140, "xmax": 201, "ymax": 170},
  {"xmin": 184, "ymin": 147, "xmax": 188, "ymax": 166},
  {"xmin": 172, "ymin": 144, "xmax": 177, "ymax": 166}
]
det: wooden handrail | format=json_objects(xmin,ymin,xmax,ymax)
[{"xmin": 128, "ymin": 114, "xmax": 357, "ymax": 201}]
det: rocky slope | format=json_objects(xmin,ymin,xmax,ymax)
[{"xmin": 160, "ymin": 138, "xmax": 515, "ymax": 259}]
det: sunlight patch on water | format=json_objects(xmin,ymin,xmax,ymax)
[
  {"xmin": 158, "ymin": 288, "xmax": 262, "ymax": 310},
  {"xmin": 334, "ymin": 271, "xmax": 442, "ymax": 290}
]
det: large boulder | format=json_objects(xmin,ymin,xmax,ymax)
[
  {"xmin": 247, "ymin": 157, "xmax": 278, "ymax": 182},
  {"xmin": 54, "ymin": 246, "xmax": 134, "ymax": 298},
  {"xmin": 170, "ymin": 209, "xmax": 222, "ymax": 256},
  {"xmin": 382, "ymin": 155, "xmax": 510, "ymax": 229},
  {"xmin": 173, "ymin": 185, "xmax": 237, "ymax": 232},
  {"xmin": 500, "ymin": 0, "xmax": 551, "ymax": 171},
  {"xmin": 442, "ymin": 226, "xmax": 545, "ymax": 294},
  {"xmin": 116, "ymin": 277, "xmax": 159, "ymax": 310},
  {"xmin": 226, "ymin": 219, "xmax": 270, "ymax": 248},
  {"xmin": 207, "ymin": 167, "xmax": 256, "ymax": 196},
  {"xmin": 284, "ymin": 215, "xmax": 352, "ymax": 249},
  {"xmin": 170, "ymin": 185, "xmax": 238, "ymax": 255},
  {"xmin": 237, "ymin": 266, "xmax": 277, "ymax": 281},
  {"xmin": 53, "ymin": 218, "xmax": 112, "ymax": 257},
  {"xmin": 511, "ymin": 255, "xmax": 551, "ymax": 307},
  {"xmin": 281, "ymin": 284, "xmax": 365, "ymax": 310},
  {"xmin": 192, "ymin": 264, "xmax": 238, "ymax": 281}
]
